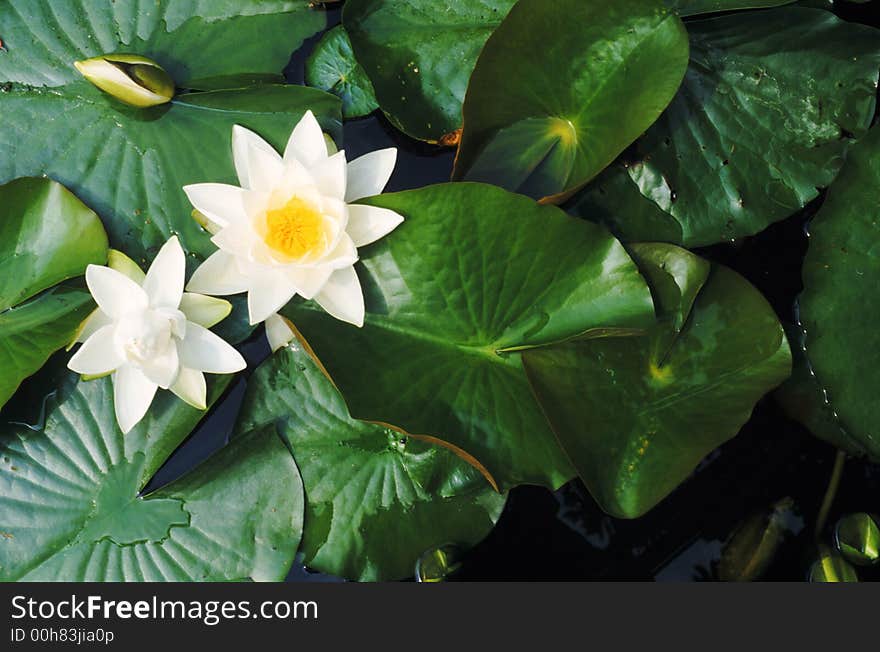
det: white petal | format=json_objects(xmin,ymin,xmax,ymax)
[
  {"xmin": 68, "ymin": 325, "xmax": 124, "ymax": 375},
  {"xmin": 322, "ymin": 233, "xmax": 359, "ymax": 270},
  {"xmin": 86, "ymin": 265, "xmax": 148, "ymax": 319},
  {"xmin": 182, "ymin": 183, "xmax": 249, "ymax": 229},
  {"xmin": 345, "ymin": 148, "xmax": 397, "ymax": 202},
  {"xmin": 286, "ymin": 266, "xmax": 333, "ymax": 300},
  {"xmin": 113, "ymin": 364, "xmax": 159, "ymax": 434},
  {"xmin": 179, "ymin": 293, "xmax": 232, "ymax": 328},
  {"xmin": 313, "ymin": 266, "xmax": 365, "ymax": 327},
  {"xmin": 247, "ymin": 141, "xmax": 284, "ymax": 193},
  {"xmin": 139, "ymin": 342, "xmax": 180, "ymax": 389},
  {"xmin": 143, "ymin": 236, "xmax": 185, "ymax": 310},
  {"xmin": 107, "ymin": 249, "xmax": 146, "ymax": 283},
  {"xmin": 232, "ymin": 124, "xmax": 281, "ymax": 190},
  {"xmin": 284, "ymin": 110, "xmax": 328, "ymax": 167},
  {"xmin": 210, "ymin": 220, "xmax": 258, "ymax": 260},
  {"xmin": 68, "ymin": 307, "xmax": 111, "ymax": 349},
  {"xmin": 247, "ymin": 272, "xmax": 298, "ymax": 325},
  {"xmin": 265, "ymin": 313, "xmax": 296, "ymax": 353},
  {"xmin": 186, "ymin": 251, "xmax": 252, "ymax": 296},
  {"xmin": 310, "ymin": 150, "xmax": 348, "ymax": 200},
  {"xmin": 346, "ymin": 204, "xmax": 404, "ymax": 247},
  {"xmin": 276, "ymin": 157, "xmax": 317, "ymax": 198},
  {"xmin": 322, "ymin": 196, "xmax": 349, "ymax": 230},
  {"xmin": 179, "ymin": 323, "xmax": 247, "ymax": 374},
  {"xmin": 170, "ymin": 367, "xmax": 207, "ymax": 410}
]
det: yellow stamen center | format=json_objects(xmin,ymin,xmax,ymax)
[{"xmin": 263, "ymin": 197, "xmax": 325, "ymax": 259}]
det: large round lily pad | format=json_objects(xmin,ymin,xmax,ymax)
[
  {"xmin": 797, "ymin": 126, "xmax": 880, "ymax": 459},
  {"xmin": 282, "ymin": 183, "xmax": 655, "ymax": 491},
  {"xmin": 0, "ymin": 0, "xmax": 324, "ymax": 87},
  {"xmin": 522, "ymin": 244, "xmax": 791, "ymax": 518},
  {"xmin": 0, "ymin": 371, "xmax": 303, "ymax": 581},
  {"xmin": 237, "ymin": 344, "xmax": 505, "ymax": 581},
  {"xmin": 0, "ymin": 178, "xmax": 108, "ymax": 409},
  {"xmin": 570, "ymin": 7, "xmax": 880, "ymax": 246},
  {"xmin": 343, "ymin": 0, "xmax": 517, "ymax": 142},
  {"xmin": 0, "ymin": 0, "xmax": 340, "ymax": 262},
  {"xmin": 452, "ymin": 0, "xmax": 690, "ymax": 202}
]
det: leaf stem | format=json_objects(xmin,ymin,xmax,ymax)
[{"xmin": 815, "ymin": 449, "xmax": 846, "ymax": 541}]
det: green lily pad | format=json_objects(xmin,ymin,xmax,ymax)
[
  {"xmin": 236, "ymin": 345, "xmax": 506, "ymax": 581},
  {"xmin": 0, "ymin": 178, "xmax": 108, "ymax": 409},
  {"xmin": 306, "ymin": 25, "xmax": 378, "ymax": 119},
  {"xmin": 670, "ymin": 0, "xmax": 796, "ymax": 14},
  {"xmin": 0, "ymin": 372, "xmax": 303, "ymax": 581},
  {"xmin": 343, "ymin": 0, "xmax": 517, "ymax": 142},
  {"xmin": 0, "ymin": 83, "xmax": 341, "ymax": 261},
  {"xmin": 185, "ymin": 74, "xmax": 287, "ymax": 92},
  {"xmin": 522, "ymin": 244, "xmax": 791, "ymax": 518},
  {"xmin": 0, "ymin": 1, "xmax": 340, "ymax": 262},
  {"xmin": 282, "ymin": 183, "xmax": 655, "ymax": 491},
  {"xmin": 452, "ymin": 0, "xmax": 690, "ymax": 202},
  {"xmin": 775, "ymin": 326, "xmax": 869, "ymax": 458},
  {"xmin": 797, "ymin": 126, "xmax": 880, "ymax": 460},
  {"xmin": 0, "ymin": 0, "xmax": 324, "ymax": 87},
  {"xmin": 570, "ymin": 7, "xmax": 880, "ymax": 246}
]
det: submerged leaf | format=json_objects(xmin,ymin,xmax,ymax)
[
  {"xmin": 809, "ymin": 546, "xmax": 859, "ymax": 582},
  {"xmin": 834, "ymin": 513, "xmax": 880, "ymax": 567},
  {"xmin": 717, "ymin": 497, "xmax": 800, "ymax": 581}
]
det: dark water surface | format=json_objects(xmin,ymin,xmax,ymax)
[{"xmin": 147, "ymin": 2, "xmax": 880, "ymax": 581}]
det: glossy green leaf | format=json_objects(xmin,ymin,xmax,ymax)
[
  {"xmin": 670, "ymin": 0, "xmax": 796, "ymax": 14},
  {"xmin": 306, "ymin": 25, "xmax": 378, "ymax": 119},
  {"xmin": 0, "ymin": 1, "xmax": 340, "ymax": 261},
  {"xmin": 775, "ymin": 326, "xmax": 868, "ymax": 458},
  {"xmin": 453, "ymin": 0, "xmax": 689, "ymax": 202},
  {"xmin": 343, "ymin": 0, "xmax": 517, "ymax": 142},
  {"xmin": 236, "ymin": 345, "xmax": 505, "ymax": 581},
  {"xmin": 798, "ymin": 126, "xmax": 880, "ymax": 459},
  {"xmin": 282, "ymin": 183, "xmax": 656, "ymax": 490},
  {"xmin": 0, "ymin": 372, "xmax": 303, "ymax": 581},
  {"xmin": 522, "ymin": 244, "xmax": 791, "ymax": 518},
  {"xmin": 570, "ymin": 7, "xmax": 880, "ymax": 246},
  {"xmin": 0, "ymin": 1, "xmax": 324, "ymax": 87},
  {"xmin": 0, "ymin": 83, "xmax": 340, "ymax": 261},
  {"xmin": 185, "ymin": 73, "xmax": 287, "ymax": 92},
  {"xmin": 0, "ymin": 178, "xmax": 108, "ymax": 408}
]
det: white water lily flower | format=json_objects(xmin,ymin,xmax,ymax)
[
  {"xmin": 183, "ymin": 110, "xmax": 403, "ymax": 327},
  {"xmin": 68, "ymin": 236, "xmax": 246, "ymax": 434}
]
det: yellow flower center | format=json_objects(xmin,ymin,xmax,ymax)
[{"xmin": 263, "ymin": 197, "xmax": 326, "ymax": 259}]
